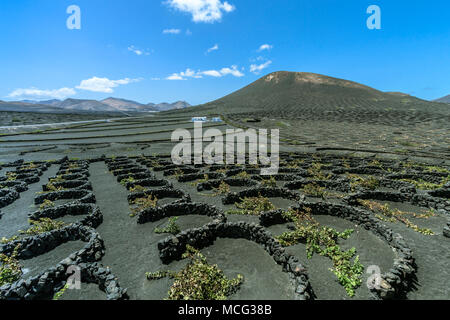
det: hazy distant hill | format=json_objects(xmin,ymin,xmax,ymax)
[
  {"xmin": 149, "ymin": 101, "xmax": 190, "ymax": 111},
  {"xmin": 1, "ymin": 98, "xmax": 191, "ymax": 114},
  {"xmin": 0, "ymin": 100, "xmax": 65, "ymax": 113},
  {"xmin": 434, "ymin": 95, "xmax": 450, "ymax": 103},
  {"xmin": 21, "ymin": 99, "xmax": 61, "ymax": 106},
  {"xmin": 167, "ymin": 71, "xmax": 449, "ymax": 118},
  {"xmin": 101, "ymin": 98, "xmax": 158, "ymax": 112},
  {"xmin": 57, "ymin": 98, "xmax": 116, "ymax": 112}
]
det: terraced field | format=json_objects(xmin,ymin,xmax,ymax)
[{"xmin": 0, "ymin": 115, "xmax": 449, "ymax": 300}]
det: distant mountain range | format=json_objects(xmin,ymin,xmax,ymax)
[
  {"xmin": 0, "ymin": 97, "xmax": 191, "ymax": 114},
  {"xmin": 434, "ymin": 95, "xmax": 450, "ymax": 103}
]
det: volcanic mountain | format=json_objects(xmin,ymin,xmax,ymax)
[{"xmin": 168, "ymin": 71, "xmax": 448, "ymax": 118}]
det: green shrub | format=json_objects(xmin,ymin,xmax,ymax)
[
  {"xmin": 261, "ymin": 176, "xmax": 277, "ymax": 188},
  {"xmin": 307, "ymin": 162, "xmax": 331, "ymax": 180},
  {"xmin": 213, "ymin": 181, "xmax": 231, "ymax": 195},
  {"xmin": 234, "ymin": 171, "xmax": 251, "ymax": 179},
  {"xmin": 227, "ymin": 195, "xmax": 275, "ymax": 215},
  {"xmin": 120, "ymin": 177, "xmax": 136, "ymax": 186},
  {"xmin": 129, "ymin": 185, "xmax": 147, "ymax": 193},
  {"xmin": 53, "ymin": 283, "xmax": 70, "ymax": 300},
  {"xmin": 155, "ymin": 217, "xmax": 181, "ymax": 235},
  {"xmin": 301, "ymin": 183, "xmax": 327, "ymax": 198},
  {"xmin": 146, "ymin": 245, "xmax": 243, "ymax": 300},
  {"xmin": 400, "ymin": 176, "xmax": 450, "ymax": 190},
  {"xmin": 0, "ymin": 245, "xmax": 22, "ymax": 286},
  {"xmin": 276, "ymin": 208, "xmax": 362, "ymax": 297},
  {"xmin": 39, "ymin": 199, "xmax": 55, "ymax": 210},
  {"xmin": 358, "ymin": 200, "xmax": 434, "ymax": 235},
  {"xmin": 20, "ymin": 218, "xmax": 66, "ymax": 236},
  {"xmin": 347, "ymin": 174, "xmax": 379, "ymax": 191},
  {"xmin": 130, "ymin": 195, "xmax": 158, "ymax": 216}
]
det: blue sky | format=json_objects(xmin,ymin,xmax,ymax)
[{"xmin": 0, "ymin": 0, "xmax": 449, "ymax": 105}]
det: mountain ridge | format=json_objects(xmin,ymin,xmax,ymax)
[{"xmin": 2, "ymin": 98, "xmax": 191, "ymax": 114}]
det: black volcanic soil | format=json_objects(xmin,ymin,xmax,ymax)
[
  {"xmin": 0, "ymin": 111, "xmax": 124, "ymax": 127},
  {"xmin": 0, "ymin": 112, "xmax": 449, "ymax": 301}
]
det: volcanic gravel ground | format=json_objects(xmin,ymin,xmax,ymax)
[
  {"xmin": 0, "ymin": 165, "xmax": 58, "ymax": 238},
  {"xmin": 20, "ymin": 240, "xmax": 86, "ymax": 280},
  {"xmin": 0, "ymin": 115, "xmax": 449, "ymax": 300}
]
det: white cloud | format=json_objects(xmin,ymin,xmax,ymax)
[
  {"xmin": 166, "ymin": 74, "xmax": 186, "ymax": 81},
  {"xmin": 76, "ymin": 77, "xmax": 142, "ymax": 93},
  {"xmin": 165, "ymin": 0, "xmax": 235, "ymax": 23},
  {"xmin": 250, "ymin": 60, "xmax": 272, "ymax": 74},
  {"xmin": 202, "ymin": 70, "xmax": 222, "ymax": 77},
  {"xmin": 206, "ymin": 44, "xmax": 219, "ymax": 54},
  {"xmin": 128, "ymin": 45, "xmax": 150, "ymax": 56},
  {"xmin": 167, "ymin": 65, "xmax": 244, "ymax": 80},
  {"xmin": 258, "ymin": 44, "xmax": 273, "ymax": 51},
  {"xmin": 218, "ymin": 65, "xmax": 244, "ymax": 77},
  {"xmin": 8, "ymin": 87, "xmax": 76, "ymax": 100},
  {"xmin": 166, "ymin": 68, "xmax": 202, "ymax": 81},
  {"xmin": 163, "ymin": 28, "xmax": 181, "ymax": 34}
]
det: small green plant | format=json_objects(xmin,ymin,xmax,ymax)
[
  {"xmin": 213, "ymin": 181, "xmax": 231, "ymax": 196},
  {"xmin": 234, "ymin": 171, "xmax": 250, "ymax": 179},
  {"xmin": 155, "ymin": 217, "xmax": 181, "ymax": 235},
  {"xmin": 358, "ymin": 200, "xmax": 435, "ymax": 235},
  {"xmin": 146, "ymin": 245, "xmax": 243, "ymax": 300},
  {"xmin": 49, "ymin": 176, "xmax": 65, "ymax": 184},
  {"xmin": 190, "ymin": 174, "xmax": 209, "ymax": 187},
  {"xmin": 424, "ymin": 166, "xmax": 449, "ymax": 174},
  {"xmin": 67, "ymin": 163, "xmax": 80, "ymax": 170},
  {"xmin": 341, "ymin": 158, "xmax": 351, "ymax": 169},
  {"xmin": 130, "ymin": 195, "xmax": 158, "ymax": 216},
  {"xmin": 45, "ymin": 182, "xmax": 65, "ymax": 192},
  {"xmin": 226, "ymin": 195, "xmax": 275, "ymax": 215},
  {"xmin": 261, "ymin": 176, "xmax": 277, "ymax": 188},
  {"xmin": 129, "ymin": 185, "xmax": 147, "ymax": 193},
  {"xmin": 19, "ymin": 218, "xmax": 66, "ymax": 236},
  {"xmin": 307, "ymin": 162, "xmax": 331, "ymax": 180},
  {"xmin": 146, "ymin": 270, "xmax": 171, "ymax": 280},
  {"xmin": 1, "ymin": 236, "xmax": 19, "ymax": 244},
  {"xmin": 368, "ymin": 159, "xmax": 383, "ymax": 168},
  {"xmin": 6, "ymin": 172, "xmax": 17, "ymax": 182},
  {"xmin": 347, "ymin": 174, "xmax": 379, "ymax": 191},
  {"xmin": 39, "ymin": 199, "xmax": 55, "ymax": 210},
  {"xmin": 301, "ymin": 183, "xmax": 327, "ymax": 199},
  {"xmin": 120, "ymin": 177, "xmax": 136, "ymax": 186},
  {"xmin": 276, "ymin": 208, "xmax": 362, "ymax": 297},
  {"xmin": 173, "ymin": 169, "xmax": 184, "ymax": 179},
  {"xmin": 0, "ymin": 245, "xmax": 23, "ymax": 286},
  {"xmin": 215, "ymin": 168, "xmax": 227, "ymax": 174},
  {"xmin": 22, "ymin": 162, "xmax": 38, "ymax": 170},
  {"xmin": 286, "ymin": 159, "xmax": 305, "ymax": 168},
  {"xmin": 53, "ymin": 283, "xmax": 70, "ymax": 300},
  {"xmin": 399, "ymin": 176, "xmax": 450, "ymax": 190}
]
